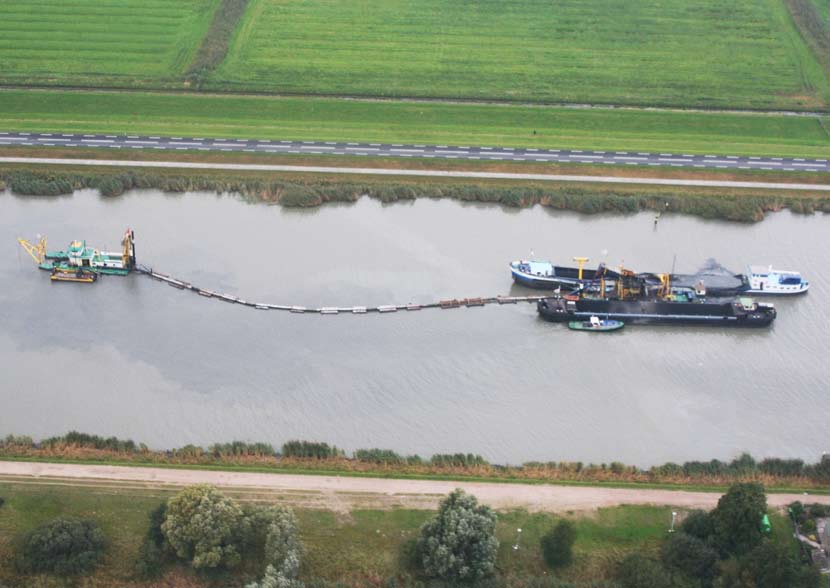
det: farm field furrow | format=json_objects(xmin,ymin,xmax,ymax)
[
  {"xmin": 210, "ymin": 0, "xmax": 830, "ymax": 109},
  {"xmin": 2, "ymin": 90, "xmax": 830, "ymax": 159},
  {"xmin": 0, "ymin": 0, "xmax": 219, "ymax": 87}
]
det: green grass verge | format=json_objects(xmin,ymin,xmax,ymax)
[
  {"xmin": 4, "ymin": 456, "xmax": 830, "ymax": 496},
  {"xmin": 2, "ymin": 89, "xmax": 830, "ymax": 158},
  {"xmin": 211, "ymin": 0, "xmax": 828, "ymax": 109},
  {"xmin": 0, "ymin": 0, "xmax": 219, "ymax": 88},
  {"xmin": 0, "ymin": 481, "xmax": 800, "ymax": 587}
]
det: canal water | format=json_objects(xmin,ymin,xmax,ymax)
[{"xmin": 1, "ymin": 189, "xmax": 828, "ymax": 466}]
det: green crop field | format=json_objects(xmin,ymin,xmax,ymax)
[
  {"xmin": 2, "ymin": 89, "xmax": 830, "ymax": 158},
  {"xmin": 0, "ymin": 0, "xmax": 219, "ymax": 88},
  {"xmin": 210, "ymin": 0, "xmax": 830, "ymax": 109}
]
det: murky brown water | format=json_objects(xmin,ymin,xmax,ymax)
[{"xmin": 2, "ymin": 189, "xmax": 828, "ymax": 466}]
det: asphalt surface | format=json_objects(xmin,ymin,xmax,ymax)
[{"xmin": 1, "ymin": 131, "xmax": 828, "ymax": 172}]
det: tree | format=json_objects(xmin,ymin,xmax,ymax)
[
  {"xmin": 660, "ymin": 532, "xmax": 718, "ymax": 587},
  {"xmin": 710, "ymin": 483, "xmax": 767, "ymax": 557},
  {"xmin": 541, "ymin": 519, "xmax": 577, "ymax": 568},
  {"xmin": 417, "ymin": 489, "xmax": 499, "ymax": 581},
  {"xmin": 18, "ymin": 518, "xmax": 106, "ymax": 575},
  {"xmin": 161, "ymin": 484, "xmax": 245, "ymax": 569}
]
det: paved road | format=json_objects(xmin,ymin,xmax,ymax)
[
  {"xmin": 1, "ymin": 131, "xmax": 828, "ymax": 173},
  {"xmin": 3, "ymin": 157, "xmax": 830, "ymax": 191},
  {"xmin": 1, "ymin": 461, "xmax": 827, "ymax": 512}
]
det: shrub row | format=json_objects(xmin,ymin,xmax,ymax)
[
  {"xmin": 186, "ymin": 0, "xmax": 250, "ymax": 83},
  {"xmin": 4, "ymin": 169, "xmax": 830, "ymax": 223},
  {"xmin": 5, "ymin": 431, "xmax": 830, "ymax": 485}
]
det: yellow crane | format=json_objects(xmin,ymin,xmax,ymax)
[
  {"xmin": 17, "ymin": 236, "xmax": 47, "ymax": 265},
  {"xmin": 572, "ymin": 257, "xmax": 590, "ymax": 280}
]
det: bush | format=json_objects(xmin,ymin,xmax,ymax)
[
  {"xmin": 41, "ymin": 431, "xmax": 137, "ymax": 452},
  {"xmin": 281, "ymin": 440, "xmax": 341, "ymax": 459},
  {"xmin": 1, "ymin": 434, "xmax": 34, "ymax": 448},
  {"xmin": 210, "ymin": 441, "xmax": 275, "ymax": 458},
  {"xmin": 660, "ymin": 532, "xmax": 718, "ymax": 585},
  {"xmin": 0, "ymin": 497, "xmax": 5, "ymax": 508},
  {"xmin": 429, "ymin": 453, "xmax": 488, "ymax": 468},
  {"xmin": 417, "ymin": 489, "xmax": 499, "ymax": 581},
  {"xmin": 161, "ymin": 485, "xmax": 245, "ymax": 569},
  {"xmin": 18, "ymin": 518, "xmax": 106, "ymax": 575},
  {"xmin": 680, "ymin": 510, "xmax": 714, "ymax": 541},
  {"xmin": 135, "ymin": 539, "xmax": 164, "ymax": 579},
  {"xmin": 742, "ymin": 539, "xmax": 821, "ymax": 588},
  {"xmin": 617, "ymin": 553, "xmax": 672, "ymax": 588},
  {"xmin": 540, "ymin": 520, "xmax": 577, "ymax": 569}
]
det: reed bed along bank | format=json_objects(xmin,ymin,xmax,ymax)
[
  {"xmin": 2, "ymin": 169, "xmax": 830, "ymax": 223},
  {"xmin": 2, "ymin": 433, "xmax": 829, "ymax": 491}
]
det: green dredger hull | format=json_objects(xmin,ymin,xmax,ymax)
[{"xmin": 38, "ymin": 262, "xmax": 131, "ymax": 276}]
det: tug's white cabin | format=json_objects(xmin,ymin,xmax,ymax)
[{"xmin": 746, "ymin": 265, "xmax": 809, "ymax": 294}]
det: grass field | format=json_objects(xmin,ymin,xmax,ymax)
[
  {"xmin": 3, "ymin": 89, "xmax": 830, "ymax": 158},
  {"xmin": 0, "ymin": 0, "xmax": 219, "ymax": 88},
  {"xmin": 209, "ymin": 0, "xmax": 829, "ymax": 109},
  {"xmin": 0, "ymin": 480, "xmax": 708, "ymax": 586}
]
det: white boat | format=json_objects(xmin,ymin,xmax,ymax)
[{"xmin": 745, "ymin": 265, "xmax": 809, "ymax": 295}]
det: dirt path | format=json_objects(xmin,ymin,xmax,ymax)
[{"xmin": 1, "ymin": 461, "xmax": 826, "ymax": 513}]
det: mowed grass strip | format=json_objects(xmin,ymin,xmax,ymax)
[
  {"xmin": 0, "ymin": 0, "xmax": 220, "ymax": 87},
  {"xmin": 211, "ymin": 0, "xmax": 829, "ymax": 109},
  {"xmin": 2, "ymin": 89, "xmax": 830, "ymax": 158}
]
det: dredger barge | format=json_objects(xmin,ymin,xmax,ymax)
[
  {"xmin": 537, "ymin": 269, "xmax": 776, "ymax": 327},
  {"xmin": 18, "ymin": 229, "xmax": 136, "ymax": 282}
]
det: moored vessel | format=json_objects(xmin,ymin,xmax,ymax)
[
  {"xmin": 567, "ymin": 316, "xmax": 624, "ymax": 332},
  {"xmin": 538, "ymin": 271, "xmax": 776, "ymax": 327},
  {"xmin": 744, "ymin": 265, "xmax": 808, "ymax": 295}
]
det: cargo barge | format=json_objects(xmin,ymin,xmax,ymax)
[
  {"xmin": 512, "ymin": 257, "xmax": 807, "ymax": 296},
  {"xmin": 537, "ymin": 270, "xmax": 776, "ymax": 327}
]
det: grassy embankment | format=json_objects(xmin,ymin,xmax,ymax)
[
  {"xmin": 2, "ymin": 89, "xmax": 830, "ymax": 159},
  {"xmin": 0, "ymin": 481, "xmax": 795, "ymax": 587}
]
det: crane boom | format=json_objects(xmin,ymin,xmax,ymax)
[{"xmin": 17, "ymin": 236, "xmax": 47, "ymax": 265}]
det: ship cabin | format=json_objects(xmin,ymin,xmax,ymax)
[
  {"xmin": 66, "ymin": 240, "xmax": 129, "ymax": 271},
  {"xmin": 746, "ymin": 265, "xmax": 809, "ymax": 294}
]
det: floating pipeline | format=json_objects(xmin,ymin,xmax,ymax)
[{"xmin": 134, "ymin": 266, "xmax": 546, "ymax": 315}]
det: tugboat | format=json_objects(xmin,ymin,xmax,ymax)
[
  {"xmin": 744, "ymin": 265, "xmax": 809, "ymax": 295},
  {"xmin": 567, "ymin": 316, "xmax": 624, "ymax": 332},
  {"xmin": 538, "ymin": 270, "xmax": 776, "ymax": 327}
]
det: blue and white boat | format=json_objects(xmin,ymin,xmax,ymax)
[{"xmin": 745, "ymin": 266, "xmax": 809, "ymax": 295}]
